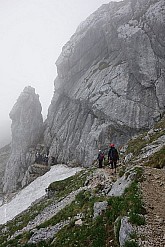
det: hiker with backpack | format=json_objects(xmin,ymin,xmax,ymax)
[
  {"xmin": 97, "ymin": 150, "xmax": 104, "ymax": 168},
  {"xmin": 108, "ymin": 144, "xmax": 119, "ymax": 174}
]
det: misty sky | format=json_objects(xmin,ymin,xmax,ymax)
[{"xmin": 0, "ymin": 0, "xmax": 119, "ymax": 146}]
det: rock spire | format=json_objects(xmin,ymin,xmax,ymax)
[{"xmin": 3, "ymin": 86, "xmax": 43, "ymax": 193}]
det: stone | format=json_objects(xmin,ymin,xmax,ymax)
[
  {"xmin": 124, "ymin": 153, "xmax": 133, "ymax": 163},
  {"xmin": 44, "ymin": 0, "xmax": 165, "ymax": 166},
  {"xmin": 137, "ymin": 135, "xmax": 165, "ymax": 160},
  {"xmin": 3, "ymin": 86, "xmax": 43, "ymax": 193},
  {"xmin": 107, "ymin": 171, "xmax": 135, "ymax": 197},
  {"xmin": 75, "ymin": 219, "xmax": 83, "ymax": 226},
  {"xmin": 119, "ymin": 216, "xmax": 133, "ymax": 247},
  {"xmin": 93, "ymin": 201, "xmax": 108, "ymax": 219},
  {"xmin": 28, "ymin": 220, "xmax": 70, "ymax": 244}
]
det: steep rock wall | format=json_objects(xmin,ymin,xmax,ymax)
[
  {"xmin": 3, "ymin": 87, "xmax": 43, "ymax": 193},
  {"xmin": 45, "ymin": 0, "xmax": 165, "ymax": 166}
]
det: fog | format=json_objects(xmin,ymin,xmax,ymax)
[{"xmin": 0, "ymin": 0, "xmax": 119, "ymax": 147}]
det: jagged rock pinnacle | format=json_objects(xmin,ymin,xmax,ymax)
[{"xmin": 3, "ymin": 86, "xmax": 43, "ymax": 193}]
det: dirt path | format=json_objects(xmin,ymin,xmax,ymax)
[{"xmin": 137, "ymin": 167, "xmax": 165, "ymax": 247}]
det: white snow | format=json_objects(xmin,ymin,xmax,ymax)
[{"xmin": 0, "ymin": 164, "xmax": 82, "ymax": 225}]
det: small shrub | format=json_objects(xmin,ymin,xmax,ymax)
[
  {"xmin": 124, "ymin": 240, "xmax": 139, "ymax": 247},
  {"xmin": 145, "ymin": 146, "xmax": 165, "ymax": 169},
  {"xmin": 129, "ymin": 231, "xmax": 138, "ymax": 240},
  {"xmin": 126, "ymin": 136, "xmax": 148, "ymax": 157},
  {"xmin": 129, "ymin": 213, "xmax": 145, "ymax": 226},
  {"xmin": 107, "ymin": 197, "xmax": 127, "ymax": 223},
  {"xmin": 118, "ymin": 165, "xmax": 126, "ymax": 177},
  {"xmin": 133, "ymin": 167, "xmax": 144, "ymax": 182},
  {"xmin": 75, "ymin": 190, "xmax": 90, "ymax": 207},
  {"xmin": 153, "ymin": 116, "xmax": 165, "ymax": 129},
  {"xmin": 48, "ymin": 170, "xmax": 89, "ymax": 198}
]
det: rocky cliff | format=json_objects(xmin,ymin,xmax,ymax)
[
  {"xmin": 45, "ymin": 0, "xmax": 165, "ymax": 166},
  {"xmin": 3, "ymin": 86, "xmax": 43, "ymax": 193},
  {"xmin": 0, "ymin": 144, "xmax": 11, "ymax": 199}
]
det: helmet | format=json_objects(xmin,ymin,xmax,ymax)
[
  {"xmin": 99, "ymin": 150, "xmax": 101, "ymax": 152},
  {"xmin": 110, "ymin": 143, "xmax": 114, "ymax": 147}
]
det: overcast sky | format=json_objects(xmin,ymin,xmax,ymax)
[{"xmin": 0, "ymin": 0, "xmax": 119, "ymax": 147}]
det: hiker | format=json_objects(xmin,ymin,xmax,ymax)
[
  {"xmin": 108, "ymin": 144, "xmax": 119, "ymax": 174},
  {"xmin": 35, "ymin": 152, "xmax": 41, "ymax": 164},
  {"xmin": 43, "ymin": 154, "xmax": 49, "ymax": 165},
  {"xmin": 97, "ymin": 150, "xmax": 104, "ymax": 168},
  {"xmin": 51, "ymin": 156, "xmax": 56, "ymax": 165}
]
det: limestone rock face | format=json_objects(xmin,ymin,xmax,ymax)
[
  {"xmin": 3, "ymin": 86, "xmax": 43, "ymax": 193},
  {"xmin": 45, "ymin": 0, "xmax": 165, "ymax": 166},
  {"xmin": 0, "ymin": 144, "xmax": 11, "ymax": 193}
]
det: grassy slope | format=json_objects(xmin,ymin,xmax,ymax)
[
  {"xmin": 125, "ymin": 116, "xmax": 165, "ymax": 168},
  {"xmin": 0, "ymin": 167, "xmax": 145, "ymax": 247},
  {"xmin": 1, "ymin": 117, "xmax": 165, "ymax": 246}
]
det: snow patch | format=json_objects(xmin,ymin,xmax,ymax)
[{"xmin": 0, "ymin": 164, "xmax": 82, "ymax": 225}]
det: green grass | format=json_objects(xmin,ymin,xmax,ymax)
[
  {"xmin": 37, "ymin": 190, "xmax": 106, "ymax": 229},
  {"xmin": 0, "ymin": 199, "xmax": 50, "ymax": 243},
  {"xmin": 106, "ymin": 172, "xmax": 146, "ymax": 240},
  {"xmin": 0, "ymin": 168, "xmax": 145, "ymax": 247},
  {"xmin": 133, "ymin": 167, "xmax": 144, "ymax": 182},
  {"xmin": 54, "ymin": 215, "xmax": 108, "ymax": 247},
  {"xmin": 22, "ymin": 240, "xmax": 51, "ymax": 247},
  {"xmin": 124, "ymin": 240, "xmax": 139, "ymax": 247},
  {"xmin": 145, "ymin": 146, "xmax": 165, "ymax": 169},
  {"xmin": 118, "ymin": 165, "xmax": 126, "ymax": 177},
  {"xmin": 37, "ymin": 189, "xmax": 113, "ymax": 247},
  {"xmin": 153, "ymin": 116, "xmax": 165, "ymax": 129},
  {"xmin": 0, "ymin": 170, "xmax": 91, "ymax": 245},
  {"xmin": 125, "ymin": 117, "xmax": 165, "ymax": 160},
  {"xmin": 129, "ymin": 213, "xmax": 145, "ymax": 226},
  {"xmin": 1, "ymin": 232, "xmax": 32, "ymax": 247},
  {"xmin": 126, "ymin": 134, "xmax": 148, "ymax": 157},
  {"xmin": 48, "ymin": 169, "xmax": 90, "ymax": 198}
]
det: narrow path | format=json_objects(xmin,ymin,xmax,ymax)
[{"xmin": 137, "ymin": 167, "xmax": 165, "ymax": 247}]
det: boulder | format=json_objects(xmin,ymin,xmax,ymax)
[
  {"xmin": 119, "ymin": 216, "xmax": 133, "ymax": 246},
  {"xmin": 108, "ymin": 171, "xmax": 136, "ymax": 197},
  {"xmin": 93, "ymin": 201, "xmax": 108, "ymax": 219}
]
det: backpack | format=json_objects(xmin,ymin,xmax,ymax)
[
  {"xmin": 99, "ymin": 153, "xmax": 104, "ymax": 160},
  {"xmin": 109, "ymin": 148, "xmax": 119, "ymax": 160}
]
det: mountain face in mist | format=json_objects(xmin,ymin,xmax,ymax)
[
  {"xmin": 3, "ymin": 87, "xmax": 43, "ymax": 193},
  {"xmin": 2, "ymin": 0, "xmax": 165, "ymax": 194},
  {"xmin": 0, "ymin": 121, "xmax": 11, "ymax": 149},
  {"xmin": 44, "ymin": 0, "xmax": 165, "ymax": 166}
]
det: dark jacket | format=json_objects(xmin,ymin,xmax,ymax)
[{"xmin": 108, "ymin": 147, "xmax": 119, "ymax": 161}]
